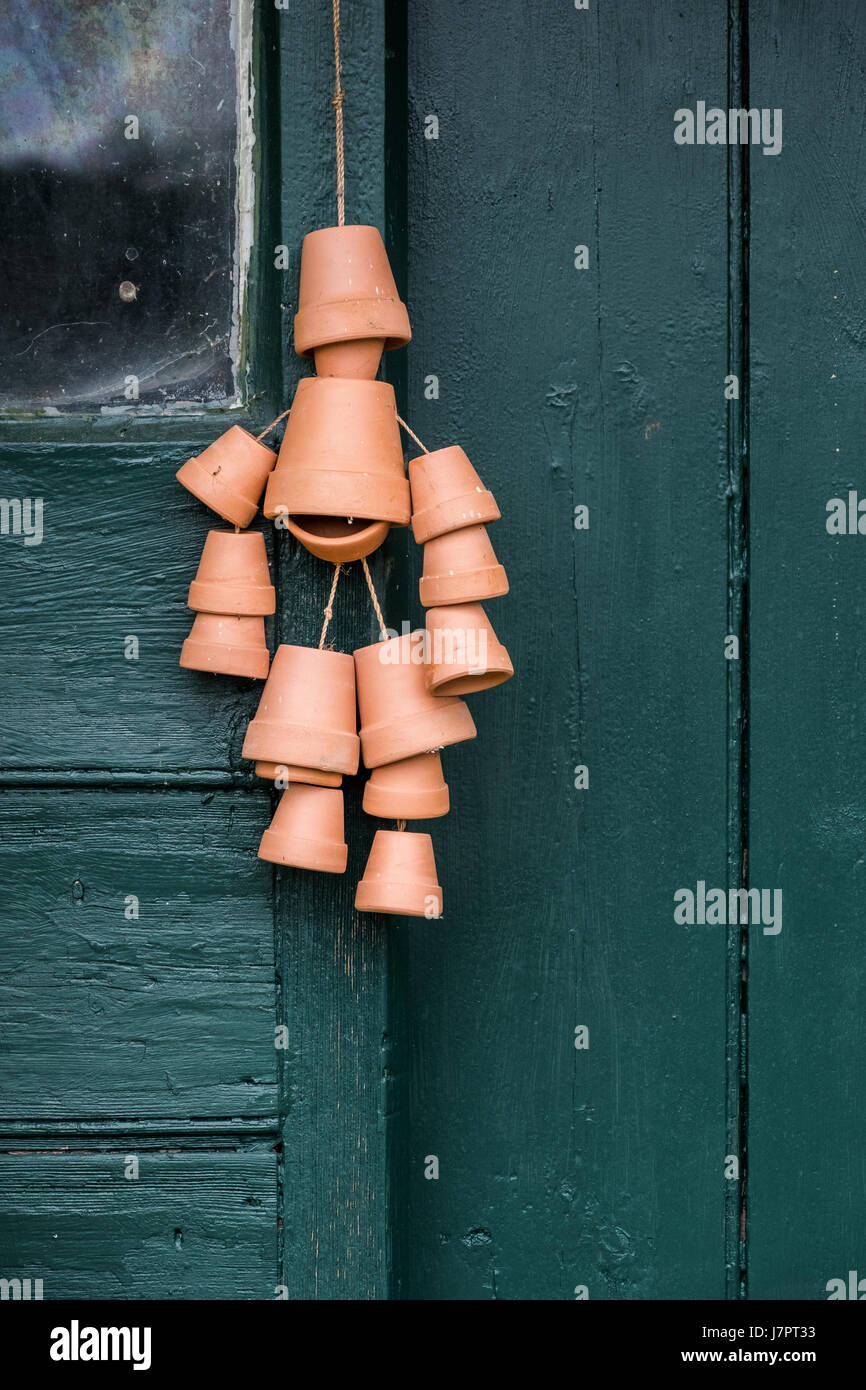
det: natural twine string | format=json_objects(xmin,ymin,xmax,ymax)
[
  {"xmin": 318, "ymin": 563, "xmax": 342, "ymax": 648},
  {"xmin": 360, "ymin": 556, "xmax": 388, "ymax": 639},
  {"xmin": 257, "ymin": 408, "xmax": 291, "ymax": 442},
  {"xmin": 396, "ymin": 414, "xmax": 429, "ymax": 453},
  {"xmin": 332, "ymin": 0, "xmax": 346, "ymax": 226}
]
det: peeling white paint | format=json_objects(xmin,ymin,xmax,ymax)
[{"xmin": 230, "ymin": 0, "xmax": 256, "ymax": 405}]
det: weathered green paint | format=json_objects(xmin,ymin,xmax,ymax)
[
  {"xmin": 747, "ymin": 0, "xmax": 866, "ymax": 1301},
  {"xmin": 1, "ymin": 0, "xmax": 864, "ymax": 1303},
  {"xmin": 0, "ymin": 791, "xmax": 276, "ymax": 1122},
  {"xmin": 0, "ymin": 1150, "xmax": 277, "ymax": 1299},
  {"xmin": 393, "ymin": 0, "xmax": 732, "ymax": 1302}
]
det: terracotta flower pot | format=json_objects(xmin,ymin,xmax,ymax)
[
  {"xmin": 419, "ymin": 524, "xmax": 509, "ymax": 608},
  {"xmin": 354, "ymin": 633, "xmax": 476, "ymax": 768},
  {"xmin": 187, "ymin": 530, "xmax": 275, "ymax": 616},
  {"xmin": 355, "ymin": 829, "xmax": 443, "ymax": 918},
  {"xmin": 294, "ymin": 225, "xmax": 410, "ymax": 379},
  {"xmin": 424, "ymin": 603, "xmax": 514, "ymax": 696},
  {"xmin": 283, "ymin": 515, "xmax": 390, "ymax": 564},
  {"xmin": 179, "ymin": 613, "xmax": 270, "ymax": 680},
  {"xmin": 263, "ymin": 378, "xmax": 410, "ymax": 565},
  {"xmin": 255, "ymin": 761, "xmax": 342, "ymax": 788},
  {"xmin": 409, "ymin": 446, "xmax": 500, "ymax": 544},
  {"xmin": 176, "ymin": 426, "xmax": 277, "ymax": 529},
  {"xmin": 242, "ymin": 644, "xmax": 360, "ymax": 774},
  {"xmin": 313, "ymin": 339, "xmax": 386, "ymax": 381},
  {"xmin": 258, "ymin": 785, "xmax": 348, "ymax": 874},
  {"xmin": 362, "ymin": 751, "xmax": 449, "ymax": 820}
]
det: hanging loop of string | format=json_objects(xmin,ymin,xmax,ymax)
[
  {"xmin": 318, "ymin": 564, "xmax": 342, "ymax": 649},
  {"xmin": 257, "ymin": 408, "xmax": 291, "ymax": 443},
  {"xmin": 360, "ymin": 556, "xmax": 388, "ymax": 640},
  {"xmin": 396, "ymin": 414, "xmax": 429, "ymax": 454},
  {"xmin": 331, "ymin": 0, "xmax": 346, "ymax": 226}
]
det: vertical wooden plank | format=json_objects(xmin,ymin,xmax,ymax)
[
  {"xmin": 395, "ymin": 0, "xmax": 732, "ymax": 1299},
  {"xmin": 275, "ymin": 0, "xmax": 395, "ymax": 1299},
  {"xmin": 748, "ymin": 0, "xmax": 866, "ymax": 1300}
]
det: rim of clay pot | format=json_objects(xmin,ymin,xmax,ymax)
[
  {"xmin": 176, "ymin": 427, "xmax": 277, "ymax": 529},
  {"xmin": 419, "ymin": 564, "xmax": 509, "ymax": 609},
  {"xmin": 254, "ymin": 762, "xmax": 343, "ymax": 788},
  {"xmin": 426, "ymin": 666, "xmax": 513, "ymax": 697},
  {"xmin": 259, "ymin": 829, "xmax": 348, "ymax": 874},
  {"xmin": 286, "ymin": 514, "xmax": 390, "ymax": 563},
  {"xmin": 354, "ymin": 877, "xmax": 443, "ymax": 917},
  {"xmin": 243, "ymin": 718, "xmax": 360, "ymax": 774}
]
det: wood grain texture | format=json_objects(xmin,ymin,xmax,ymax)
[
  {"xmin": 394, "ymin": 0, "xmax": 732, "ymax": 1299},
  {"xmin": 0, "ymin": 1150, "xmax": 278, "ymax": 1299},
  {"xmin": 0, "ymin": 790, "xmax": 277, "ymax": 1121},
  {"xmin": 0, "ymin": 442, "xmax": 271, "ymax": 772},
  {"xmin": 273, "ymin": 0, "xmax": 398, "ymax": 1299},
  {"xmin": 747, "ymin": 0, "xmax": 866, "ymax": 1300}
]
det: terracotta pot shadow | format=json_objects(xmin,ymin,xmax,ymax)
[
  {"xmin": 258, "ymin": 785, "xmax": 348, "ymax": 874},
  {"xmin": 424, "ymin": 603, "xmax": 514, "ymax": 696},
  {"xmin": 187, "ymin": 530, "xmax": 275, "ymax": 615},
  {"xmin": 362, "ymin": 751, "xmax": 449, "ymax": 820},
  {"xmin": 242, "ymin": 644, "xmax": 360, "ymax": 774},
  {"xmin": 419, "ymin": 524, "xmax": 508, "ymax": 608},
  {"xmin": 354, "ymin": 633, "xmax": 476, "ymax": 769},
  {"xmin": 179, "ymin": 613, "xmax": 270, "ymax": 680},
  {"xmin": 354, "ymin": 829, "xmax": 443, "ymax": 917},
  {"xmin": 294, "ymin": 225, "xmax": 410, "ymax": 375},
  {"xmin": 409, "ymin": 446, "xmax": 500, "ymax": 544},
  {"xmin": 255, "ymin": 762, "xmax": 342, "ymax": 788},
  {"xmin": 263, "ymin": 378, "xmax": 409, "ymax": 564},
  {"xmin": 176, "ymin": 426, "xmax": 276, "ymax": 529}
]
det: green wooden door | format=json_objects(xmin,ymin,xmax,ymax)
[{"xmin": 1, "ymin": 0, "xmax": 864, "ymax": 1302}]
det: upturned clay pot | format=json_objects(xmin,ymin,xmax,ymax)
[
  {"xmin": 409, "ymin": 446, "xmax": 500, "ymax": 544},
  {"xmin": 424, "ymin": 603, "xmax": 514, "ymax": 696},
  {"xmin": 283, "ymin": 514, "xmax": 391, "ymax": 564},
  {"xmin": 187, "ymin": 530, "xmax": 275, "ymax": 616},
  {"xmin": 258, "ymin": 785, "xmax": 348, "ymax": 874},
  {"xmin": 362, "ymin": 751, "xmax": 449, "ymax": 820},
  {"xmin": 354, "ymin": 633, "xmax": 476, "ymax": 769},
  {"xmin": 419, "ymin": 524, "xmax": 509, "ymax": 608},
  {"xmin": 254, "ymin": 762, "xmax": 342, "ymax": 788},
  {"xmin": 294, "ymin": 225, "xmax": 410, "ymax": 378},
  {"xmin": 179, "ymin": 613, "xmax": 270, "ymax": 680},
  {"xmin": 354, "ymin": 829, "xmax": 443, "ymax": 918},
  {"xmin": 176, "ymin": 426, "xmax": 277, "ymax": 528},
  {"xmin": 313, "ymin": 339, "xmax": 386, "ymax": 380},
  {"xmin": 263, "ymin": 379, "xmax": 410, "ymax": 564},
  {"xmin": 242, "ymin": 644, "xmax": 360, "ymax": 774}
]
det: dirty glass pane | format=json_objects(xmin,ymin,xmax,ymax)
[{"xmin": 0, "ymin": 0, "xmax": 248, "ymax": 411}]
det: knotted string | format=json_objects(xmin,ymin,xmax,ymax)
[
  {"xmin": 256, "ymin": 408, "xmax": 291, "ymax": 442},
  {"xmin": 318, "ymin": 563, "xmax": 342, "ymax": 648},
  {"xmin": 332, "ymin": 0, "xmax": 346, "ymax": 226},
  {"xmin": 396, "ymin": 414, "xmax": 429, "ymax": 454},
  {"xmin": 360, "ymin": 556, "xmax": 388, "ymax": 640}
]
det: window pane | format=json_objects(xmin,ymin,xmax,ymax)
[{"xmin": 0, "ymin": 0, "xmax": 250, "ymax": 411}]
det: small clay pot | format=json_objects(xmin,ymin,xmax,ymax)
[
  {"xmin": 355, "ymin": 829, "xmax": 443, "ymax": 918},
  {"xmin": 409, "ymin": 446, "xmax": 500, "ymax": 544},
  {"xmin": 179, "ymin": 613, "xmax": 270, "ymax": 680},
  {"xmin": 425, "ymin": 603, "xmax": 514, "ymax": 696},
  {"xmin": 242, "ymin": 644, "xmax": 360, "ymax": 774},
  {"xmin": 263, "ymin": 379, "xmax": 410, "ymax": 558},
  {"xmin": 362, "ymin": 751, "xmax": 449, "ymax": 820},
  {"xmin": 354, "ymin": 632, "xmax": 476, "ymax": 769},
  {"xmin": 284, "ymin": 515, "xmax": 390, "ymax": 564},
  {"xmin": 294, "ymin": 225, "xmax": 410, "ymax": 375},
  {"xmin": 176, "ymin": 426, "xmax": 277, "ymax": 528},
  {"xmin": 255, "ymin": 762, "xmax": 342, "ymax": 788},
  {"xmin": 419, "ymin": 524, "xmax": 508, "ymax": 608},
  {"xmin": 258, "ymin": 785, "xmax": 348, "ymax": 874},
  {"xmin": 187, "ymin": 530, "xmax": 275, "ymax": 615},
  {"xmin": 313, "ymin": 339, "xmax": 386, "ymax": 380}
]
